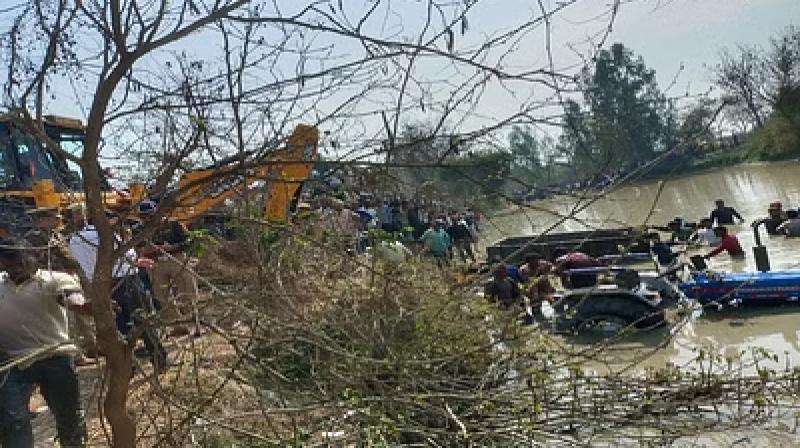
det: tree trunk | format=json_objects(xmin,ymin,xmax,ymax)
[
  {"xmin": 745, "ymin": 96, "xmax": 765, "ymax": 129},
  {"xmin": 90, "ymin": 265, "xmax": 137, "ymax": 447}
]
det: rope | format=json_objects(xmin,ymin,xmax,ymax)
[{"xmin": 0, "ymin": 342, "xmax": 73, "ymax": 374}]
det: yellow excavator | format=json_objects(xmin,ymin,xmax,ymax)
[
  {"xmin": 0, "ymin": 114, "xmax": 319, "ymax": 232},
  {"xmin": 170, "ymin": 123, "xmax": 319, "ymax": 223}
]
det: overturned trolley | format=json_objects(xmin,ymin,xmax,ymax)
[{"xmin": 487, "ymin": 228, "xmax": 651, "ymax": 265}]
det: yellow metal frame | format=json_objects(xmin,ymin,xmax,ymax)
[
  {"xmin": 172, "ymin": 124, "xmax": 319, "ymax": 223},
  {"xmin": 2, "ymin": 116, "xmax": 318, "ymax": 223}
]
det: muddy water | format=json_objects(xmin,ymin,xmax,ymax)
[{"xmin": 487, "ymin": 161, "xmax": 800, "ymax": 372}]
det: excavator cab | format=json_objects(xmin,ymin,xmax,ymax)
[
  {"xmin": 0, "ymin": 115, "xmax": 88, "ymax": 232},
  {"xmin": 0, "ymin": 115, "xmax": 83, "ymax": 193}
]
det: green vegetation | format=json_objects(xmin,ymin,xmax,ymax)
[
  {"xmin": 670, "ymin": 96, "xmax": 800, "ymax": 176},
  {"xmin": 509, "ymin": 27, "xmax": 799, "ymax": 187},
  {"xmin": 385, "ymin": 122, "xmax": 515, "ymax": 210},
  {"xmin": 560, "ymin": 43, "xmax": 668, "ymax": 174},
  {"xmin": 742, "ymin": 94, "xmax": 800, "ymax": 161}
]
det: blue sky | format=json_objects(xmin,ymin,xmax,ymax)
[
  {"xmin": 1, "ymin": 0, "xmax": 797, "ymax": 154},
  {"xmin": 457, "ymin": 0, "xmax": 800, "ymax": 132},
  {"xmin": 571, "ymin": 0, "xmax": 800, "ymax": 94}
]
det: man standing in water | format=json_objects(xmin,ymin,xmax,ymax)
[
  {"xmin": 710, "ymin": 200, "xmax": 744, "ymax": 225},
  {"xmin": 778, "ymin": 209, "xmax": 800, "ymax": 237},
  {"xmin": 485, "ymin": 265, "xmax": 521, "ymax": 309},
  {"xmin": 752, "ymin": 201, "xmax": 788, "ymax": 236},
  {"xmin": 704, "ymin": 226, "xmax": 745, "ymax": 259}
]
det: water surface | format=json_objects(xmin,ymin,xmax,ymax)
[{"xmin": 488, "ymin": 162, "xmax": 800, "ymax": 372}]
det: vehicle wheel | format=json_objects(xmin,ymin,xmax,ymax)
[
  {"xmin": 575, "ymin": 314, "xmax": 630, "ymax": 338},
  {"xmin": 573, "ymin": 293, "xmax": 666, "ymax": 331}
]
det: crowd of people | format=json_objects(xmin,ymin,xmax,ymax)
[
  {"xmin": 484, "ymin": 248, "xmax": 609, "ymax": 320},
  {"xmin": 7, "ymin": 188, "xmax": 800, "ymax": 446},
  {"xmin": 307, "ymin": 193, "xmax": 484, "ymax": 266},
  {"xmin": 0, "ymin": 187, "xmax": 490, "ymax": 445},
  {"xmin": 0, "ymin": 201, "xmax": 199, "ymax": 447}
]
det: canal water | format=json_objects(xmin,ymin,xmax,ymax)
[{"xmin": 487, "ymin": 161, "xmax": 800, "ymax": 373}]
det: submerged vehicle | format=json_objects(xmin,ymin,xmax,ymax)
[
  {"xmin": 486, "ymin": 228, "xmax": 651, "ymax": 264},
  {"xmin": 492, "ymin": 225, "xmax": 800, "ymax": 337},
  {"xmin": 545, "ymin": 268, "xmax": 684, "ymax": 337},
  {"xmin": 678, "ymin": 225, "xmax": 800, "ymax": 307},
  {"xmin": 551, "ymin": 245, "xmax": 800, "ymax": 338},
  {"xmin": 679, "ymin": 255, "xmax": 800, "ymax": 307},
  {"xmin": 681, "ymin": 270, "xmax": 800, "ymax": 307}
]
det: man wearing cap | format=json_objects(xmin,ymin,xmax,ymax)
[
  {"xmin": 0, "ymin": 239, "xmax": 88, "ymax": 447},
  {"xmin": 138, "ymin": 201, "xmax": 198, "ymax": 337},
  {"xmin": 24, "ymin": 207, "xmax": 82, "ymax": 273},
  {"xmin": 62, "ymin": 204, "xmax": 87, "ymax": 235},
  {"xmin": 752, "ymin": 202, "xmax": 787, "ymax": 236}
]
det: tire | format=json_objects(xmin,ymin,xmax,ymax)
[
  {"xmin": 575, "ymin": 314, "xmax": 631, "ymax": 338},
  {"xmin": 571, "ymin": 293, "xmax": 665, "ymax": 331}
]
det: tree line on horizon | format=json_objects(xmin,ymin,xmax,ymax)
[{"xmin": 385, "ymin": 26, "xmax": 800, "ymax": 198}]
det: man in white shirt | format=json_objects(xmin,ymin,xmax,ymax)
[
  {"xmin": 69, "ymin": 222, "xmax": 167, "ymax": 372},
  {"xmin": 69, "ymin": 222, "xmax": 139, "ymax": 280},
  {"xmin": 0, "ymin": 239, "xmax": 88, "ymax": 447},
  {"xmin": 690, "ymin": 218, "xmax": 721, "ymax": 246}
]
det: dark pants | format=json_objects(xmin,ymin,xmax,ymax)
[
  {"xmin": 112, "ymin": 275, "xmax": 168, "ymax": 370},
  {"xmin": 432, "ymin": 252, "xmax": 449, "ymax": 268},
  {"xmin": 0, "ymin": 356, "xmax": 86, "ymax": 448},
  {"xmin": 453, "ymin": 239, "xmax": 476, "ymax": 263},
  {"xmin": 568, "ymin": 273, "xmax": 598, "ymax": 288}
]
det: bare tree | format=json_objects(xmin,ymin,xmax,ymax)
[
  {"xmin": 0, "ymin": 0, "xmax": 600, "ymax": 446},
  {"xmin": 714, "ymin": 26, "xmax": 800, "ymax": 132},
  {"xmin": 9, "ymin": 1, "xmax": 786, "ymax": 447},
  {"xmin": 764, "ymin": 26, "xmax": 800, "ymax": 131},
  {"xmin": 713, "ymin": 46, "xmax": 768, "ymax": 129}
]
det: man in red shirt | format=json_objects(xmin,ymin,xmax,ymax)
[
  {"xmin": 704, "ymin": 226, "xmax": 745, "ymax": 259},
  {"xmin": 553, "ymin": 247, "xmax": 603, "ymax": 288}
]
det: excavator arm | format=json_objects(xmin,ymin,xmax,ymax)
[
  {"xmin": 171, "ymin": 124, "xmax": 319, "ymax": 223},
  {"xmin": 0, "ymin": 114, "xmax": 318, "ymax": 230}
]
